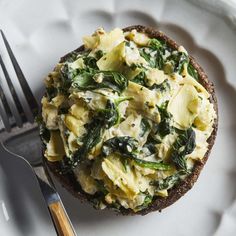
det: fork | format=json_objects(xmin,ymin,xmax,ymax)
[{"xmin": 0, "ymin": 30, "xmax": 77, "ymax": 236}]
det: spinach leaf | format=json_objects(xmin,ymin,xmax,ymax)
[
  {"xmin": 83, "ymin": 56, "xmax": 98, "ymax": 69},
  {"xmin": 39, "ymin": 123, "xmax": 51, "ymax": 144},
  {"xmin": 165, "ymin": 52, "xmax": 189, "ymax": 74},
  {"xmin": 102, "ymin": 136, "xmax": 138, "ymax": 158},
  {"xmin": 139, "ymin": 38, "xmax": 167, "ymax": 70},
  {"xmin": 132, "ymin": 71, "xmax": 147, "ymax": 86},
  {"xmin": 96, "ymin": 180, "xmax": 109, "ymax": 195},
  {"xmin": 171, "ymin": 128, "xmax": 196, "ymax": 170},
  {"xmin": 64, "ymin": 51, "xmax": 79, "ymax": 63},
  {"xmin": 59, "ymin": 97, "xmax": 131, "ymax": 173},
  {"xmin": 142, "ymin": 135, "xmax": 159, "ymax": 155},
  {"xmin": 97, "ymin": 97, "xmax": 132, "ymax": 129},
  {"xmin": 139, "ymin": 48, "xmax": 165, "ymax": 69},
  {"xmin": 95, "ymin": 50, "xmax": 104, "ymax": 60},
  {"xmin": 136, "ymin": 194, "xmax": 153, "ymax": 211},
  {"xmin": 155, "ymin": 102, "xmax": 173, "ymax": 138},
  {"xmin": 72, "ymin": 69, "xmax": 128, "ymax": 94},
  {"xmin": 149, "ymin": 79, "xmax": 170, "ymax": 92},
  {"xmin": 148, "ymin": 38, "xmax": 164, "ymax": 50},
  {"xmin": 150, "ymin": 170, "xmax": 188, "ymax": 190},
  {"xmin": 133, "ymin": 158, "xmax": 172, "ymax": 170},
  {"xmin": 140, "ymin": 118, "xmax": 151, "ymax": 137},
  {"xmin": 59, "ymin": 117, "xmax": 105, "ymax": 174},
  {"xmin": 60, "ymin": 63, "xmax": 76, "ymax": 90},
  {"xmin": 102, "ymin": 136, "xmax": 172, "ymax": 171},
  {"xmin": 97, "ymin": 100, "xmax": 120, "ymax": 128},
  {"xmin": 187, "ymin": 63, "xmax": 199, "ymax": 80},
  {"xmin": 46, "ymin": 86, "xmax": 57, "ymax": 101}
]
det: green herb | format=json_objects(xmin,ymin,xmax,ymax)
[
  {"xmin": 171, "ymin": 128, "xmax": 196, "ymax": 170},
  {"xmin": 39, "ymin": 124, "xmax": 50, "ymax": 144},
  {"xmin": 72, "ymin": 69, "xmax": 128, "ymax": 95},
  {"xmin": 58, "ymin": 106, "xmax": 69, "ymax": 115},
  {"xmin": 102, "ymin": 136, "xmax": 172, "ymax": 170},
  {"xmin": 148, "ymin": 38, "xmax": 164, "ymax": 49},
  {"xmin": 150, "ymin": 170, "xmax": 188, "ymax": 190},
  {"xmin": 97, "ymin": 97, "xmax": 132, "ymax": 128},
  {"xmin": 97, "ymin": 100, "xmax": 120, "ymax": 128},
  {"xmin": 46, "ymin": 86, "xmax": 57, "ymax": 101},
  {"xmin": 132, "ymin": 71, "xmax": 147, "ymax": 86},
  {"xmin": 60, "ymin": 63, "xmax": 76, "ymax": 91},
  {"xmin": 83, "ymin": 56, "xmax": 98, "ymax": 69},
  {"xmin": 155, "ymin": 102, "xmax": 173, "ymax": 137},
  {"xmin": 136, "ymin": 194, "xmax": 153, "ymax": 211},
  {"xmin": 59, "ymin": 97, "xmax": 131, "ymax": 173},
  {"xmin": 102, "ymin": 136, "xmax": 138, "ymax": 158},
  {"xmin": 142, "ymin": 134, "xmax": 160, "ymax": 156},
  {"xmin": 96, "ymin": 180, "xmax": 108, "ymax": 195},
  {"xmin": 95, "ymin": 50, "xmax": 104, "ymax": 60},
  {"xmin": 64, "ymin": 51, "xmax": 79, "ymax": 63},
  {"xmin": 187, "ymin": 63, "xmax": 199, "ymax": 80},
  {"xmin": 140, "ymin": 118, "xmax": 151, "ymax": 137},
  {"xmin": 165, "ymin": 52, "xmax": 189, "ymax": 74},
  {"xmin": 149, "ymin": 79, "xmax": 170, "ymax": 92},
  {"xmin": 132, "ymin": 158, "xmax": 172, "ymax": 170},
  {"xmin": 139, "ymin": 39, "xmax": 167, "ymax": 69}
]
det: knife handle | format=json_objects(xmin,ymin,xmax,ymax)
[{"xmin": 49, "ymin": 201, "xmax": 76, "ymax": 236}]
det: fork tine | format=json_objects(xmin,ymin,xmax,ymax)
[
  {"xmin": 0, "ymin": 30, "xmax": 39, "ymax": 118},
  {"xmin": 0, "ymin": 79, "xmax": 16, "ymax": 130},
  {"xmin": 0, "ymin": 55, "xmax": 26, "ymax": 125}
]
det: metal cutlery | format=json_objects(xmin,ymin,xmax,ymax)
[{"xmin": 0, "ymin": 30, "xmax": 76, "ymax": 236}]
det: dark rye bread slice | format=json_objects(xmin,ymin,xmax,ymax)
[{"xmin": 44, "ymin": 25, "xmax": 218, "ymax": 215}]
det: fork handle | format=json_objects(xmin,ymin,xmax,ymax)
[
  {"xmin": 49, "ymin": 200, "xmax": 76, "ymax": 236},
  {"xmin": 34, "ymin": 165, "xmax": 77, "ymax": 236}
]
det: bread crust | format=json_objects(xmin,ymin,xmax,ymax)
[{"xmin": 45, "ymin": 25, "xmax": 218, "ymax": 215}]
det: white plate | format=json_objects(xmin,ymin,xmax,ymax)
[{"xmin": 0, "ymin": 0, "xmax": 236, "ymax": 235}]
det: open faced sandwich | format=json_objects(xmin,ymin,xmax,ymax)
[{"xmin": 39, "ymin": 25, "xmax": 218, "ymax": 215}]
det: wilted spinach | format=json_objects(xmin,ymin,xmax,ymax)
[
  {"xmin": 140, "ymin": 118, "xmax": 151, "ymax": 137},
  {"xmin": 171, "ymin": 128, "xmax": 196, "ymax": 171},
  {"xmin": 45, "ymin": 86, "xmax": 57, "ymax": 101},
  {"xmin": 102, "ymin": 136, "xmax": 172, "ymax": 171},
  {"xmin": 149, "ymin": 79, "xmax": 171, "ymax": 92},
  {"xmin": 139, "ymin": 38, "xmax": 167, "ymax": 70},
  {"xmin": 155, "ymin": 102, "xmax": 173, "ymax": 138},
  {"xmin": 83, "ymin": 56, "xmax": 98, "ymax": 69},
  {"xmin": 165, "ymin": 52, "xmax": 189, "ymax": 74},
  {"xmin": 38, "ymin": 122, "xmax": 51, "ymax": 145},
  {"xmin": 97, "ymin": 100, "xmax": 119, "ymax": 128},
  {"xmin": 72, "ymin": 69, "xmax": 128, "ymax": 95},
  {"xmin": 187, "ymin": 63, "xmax": 199, "ymax": 80},
  {"xmin": 136, "ymin": 194, "xmax": 153, "ymax": 211},
  {"xmin": 150, "ymin": 170, "xmax": 188, "ymax": 190},
  {"xmin": 132, "ymin": 71, "xmax": 147, "ymax": 86},
  {"xmin": 102, "ymin": 136, "xmax": 138, "ymax": 158}
]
